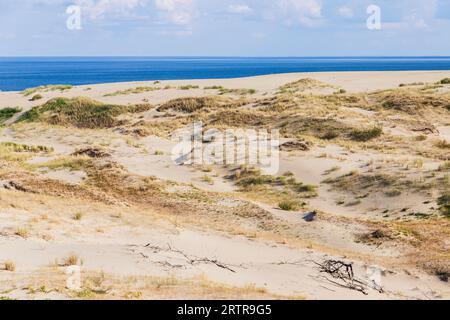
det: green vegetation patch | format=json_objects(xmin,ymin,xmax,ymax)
[
  {"xmin": 438, "ymin": 194, "xmax": 450, "ymax": 217},
  {"xmin": 0, "ymin": 142, "xmax": 53, "ymax": 153},
  {"xmin": 157, "ymin": 97, "xmax": 238, "ymax": 113},
  {"xmin": 229, "ymin": 166, "xmax": 317, "ymax": 199},
  {"xmin": 104, "ymin": 86, "xmax": 162, "ymax": 97},
  {"xmin": 0, "ymin": 107, "xmax": 21, "ymax": 124},
  {"xmin": 349, "ymin": 127, "xmax": 383, "ymax": 142},
  {"xmin": 19, "ymin": 97, "xmax": 152, "ymax": 129},
  {"xmin": 21, "ymin": 84, "xmax": 72, "ymax": 96},
  {"xmin": 374, "ymin": 90, "xmax": 450, "ymax": 114}
]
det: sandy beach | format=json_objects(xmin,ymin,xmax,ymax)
[{"xmin": 0, "ymin": 70, "xmax": 449, "ymax": 300}]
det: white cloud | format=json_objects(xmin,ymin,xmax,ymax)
[
  {"xmin": 75, "ymin": 0, "xmax": 146, "ymax": 19},
  {"xmin": 338, "ymin": 6, "xmax": 353, "ymax": 18},
  {"xmin": 154, "ymin": 0, "xmax": 194, "ymax": 25},
  {"xmin": 278, "ymin": 0, "xmax": 323, "ymax": 27},
  {"xmin": 228, "ymin": 4, "xmax": 252, "ymax": 14}
]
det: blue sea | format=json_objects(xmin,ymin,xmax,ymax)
[{"xmin": 1, "ymin": 56, "xmax": 450, "ymax": 92}]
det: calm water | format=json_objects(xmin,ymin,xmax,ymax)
[{"xmin": 1, "ymin": 56, "xmax": 450, "ymax": 92}]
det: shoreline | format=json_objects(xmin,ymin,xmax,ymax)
[{"xmin": 2, "ymin": 70, "xmax": 450, "ymax": 94}]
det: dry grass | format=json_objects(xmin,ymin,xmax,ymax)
[
  {"xmin": 4, "ymin": 261, "xmax": 16, "ymax": 272},
  {"xmin": 15, "ymin": 228, "xmax": 29, "ymax": 238},
  {"xmin": 22, "ymin": 85, "xmax": 72, "ymax": 96},
  {"xmin": 104, "ymin": 86, "xmax": 162, "ymax": 96},
  {"xmin": 374, "ymin": 90, "xmax": 450, "ymax": 114},
  {"xmin": 278, "ymin": 200, "xmax": 301, "ymax": 211},
  {"xmin": 73, "ymin": 212, "xmax": 84, "ymax": 221},
  {"xmin": 2, "ymin": 269, "xmax": 295, "ymax": 300},
  {"xmin": 62, "ymin": 254, "xmax": 81, "ymax": 267},
  {"xmin": 20, "ymin": 97, "xmax": 152, "ymax": 129},
  {"xmin": 278, "ymin": 78, "xmax": 333, "ymax": 94},
  {"xmin": 157, "ymin": 96, "xmax": 247, "ymax": 114}
]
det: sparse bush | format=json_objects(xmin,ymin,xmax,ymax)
[
  {"xmin": 350, "ymin": 127, "xmax": 383, "ymax": 142},
  {"xmin": 439, "ymin": 78, "xmax": 450, "ymax": 84},
  {"xmin": 278, "ymin": 200, "xmax": 300, "ymax": 211}
]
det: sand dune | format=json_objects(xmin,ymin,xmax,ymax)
[{"xmin": 0, "ymin": 71, "xmax": 449, "ymax": 300}]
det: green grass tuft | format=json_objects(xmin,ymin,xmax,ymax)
[
  {"xmin": 21, "ymin": 85, "xmax": 72, "ymax": 96},
  {"xmin": 349, "ymin": 127, "xmax": 383, "ymax": 142},
  {"xmin": 0, "ymin": 107, "xmax": 21, "ymax": 124},
  {"xmin": 19, "ymin": 97, "xmax": 152, "ymax": 129}
]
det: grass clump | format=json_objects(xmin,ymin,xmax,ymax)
[
  {"xmin": 27, "ymin": 156, "xmax": 90, "ymax": 171},
  {"xmin": 19, "ymin": 97, "xmax": 152, "ymax": 129},
  {"xmin": 0, "ymin": 107, "xmax": 21, "ymax": 124},
  {"xmin": 278, "ymin": 200, "xmax": 300, "ymax": 211},
  {"xmin": 0, "ymin": 142, "xmax": 53, "ymax": 153},
  {"xmin": 204, "ymin": 86, "xmax": 225, "ymax": 90},
  {"xmin": 438, "ymin": 194, "xmax": 450, "ymax": 217},
  {"xmin": 62, "ymin": 254, "xmax": 81, "ymax": 266},
  {"xmin": 439, "ymin": 78, "xmax": 450, "ymax": 84},
  {"xmin": 21, "ymin": 84, "xmax": 72, "ymax": 96},
  {"xmin": 435, "ymin": 139, "xmax": 450, "ymax": 149},
  {"xmin": 104, "ymin": 86, "xmax": 162, "ymax": 96},
  {"xmin": 349, "ymin": 127, "xmax": 383, "ymax": 142},
  {"xmin": 278, "ymin": 78, "xmax": 330, "ymax": 94},
  {"xmin": 4, "ymin": 261, "xmax": 16, "ymax": 272},
  {"xmin": 157, "ymin": 97, "xmax": 220, "ymax": 113},
  {"xmin": 30, "ymin": 94, "xmax": 43, "ymax": 101},
  {"xmin": 15, "ymin": 228, "xmax": 29, "ymax": 238},
  {"xmin": 179, "ymin": 85, "xmax": 200, "ymax": 90},
  {"xmin": 73, "ymin": 212, "xmax": 84, "ymax": 221},
  {"xmin": 218, "ymin": 88, "xmax": 257, "ymax": 96},
  {"xmin": 229, "ymin": 166, "xmax": 317, "ymax": 200},
  {"xmin": 201, "ymin": 175, "xmax": 214, "ymax": 185},
  {"xmin": 377, "ymin": 91, "xmax": 449, "ymax": 114}
]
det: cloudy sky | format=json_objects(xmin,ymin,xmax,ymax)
[{"xmin": 1, "ymin": 0, "xmax": 450, "ymax": 56}]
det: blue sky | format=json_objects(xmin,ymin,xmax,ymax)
[{"xmin": 1, "ymin": 0, "xmax": 450, "ymax": 56}]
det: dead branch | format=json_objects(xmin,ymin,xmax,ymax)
[
  {"xmin": 314, "ymin": 260, "xmax": 384, "ymax": 295},
  {"xmin": 138, "ymin": 243, "xmax": 237, "ymax": 273}
]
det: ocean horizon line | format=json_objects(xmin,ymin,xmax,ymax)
[
  {"xmin": 2, "ymin": 55, "xmax": 450, "ymax": 59},
  {"xmin": 1, "ymin": 56, "xmax": 450, "ymax": 92}
]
